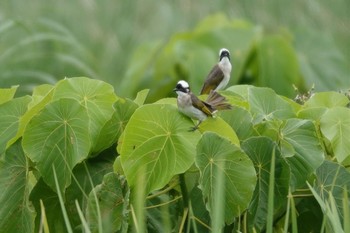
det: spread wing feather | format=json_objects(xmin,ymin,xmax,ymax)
[{"xmin": 206, "ymin": 90, "xmax": 232, "ymax": 110}]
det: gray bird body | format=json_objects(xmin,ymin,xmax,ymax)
[{"xmin": 176, "ymin": 91, "xmax": 210, "ymax": 122}]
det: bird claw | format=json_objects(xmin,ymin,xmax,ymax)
[{"xmin": 188, "ymin": 126, "xmax": 198, "ymax": 132}]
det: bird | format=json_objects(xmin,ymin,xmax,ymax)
[
  {"xmin": 200, "ymin": 48, "xmax": 232, "ymax": 95},
  {"xmin": 174, "ymin": 80, "xmax": 232, "ymax": 131}
]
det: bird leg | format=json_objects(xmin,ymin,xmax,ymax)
[{"xmin": 189, "ymin": 120, "xmax": 202, "ymax": 132}]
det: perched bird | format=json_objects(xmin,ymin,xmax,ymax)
[
  {"xmin": 200, "ymin": 48, "xmax": 232, "ymax": 95},
  {"xmin": 174, "ymin": 80, "xmax": 231, "ymax": 131}
]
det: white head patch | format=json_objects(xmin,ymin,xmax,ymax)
[
  {"xmin": 177, "ymin": 80, "xmax": 190, "ymax": 89},
  {"xmin": 219, "ymin": 48, "xmax": 230, "ymax": 56}
]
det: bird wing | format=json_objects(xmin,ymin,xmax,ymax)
[
  {"xmin": 190, "ymin": 93, "xmax": 214, "ymax": 116},
  {"xmin": 200, "ymin": 64, "xmax": 225, "ymax": 95}
]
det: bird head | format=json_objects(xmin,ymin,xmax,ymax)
[
  {"xmin": 173, "ymin": 80, "xmax": 190, "ymax": 95},
  {"xmin": 219, "ymin": 48, "xmax": 230, "ymax": 61}
]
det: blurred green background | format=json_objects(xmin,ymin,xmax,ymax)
[{"xmin": 0, "ymin": 0, "xmax": 349, "ymax": 100}]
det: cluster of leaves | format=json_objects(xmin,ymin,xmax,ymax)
[{"xmin": 1, "ymin": 76, "xmax": 350, "ymax": 232}]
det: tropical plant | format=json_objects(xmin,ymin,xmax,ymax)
[
  {"xmin": 0, "ymin": 76, "xmax": 349, "ymax": 233},
  {"xmin": 1, "ymin": 4, "xmax": 350, "ymax": 232}
]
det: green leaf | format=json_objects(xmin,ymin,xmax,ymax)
[
  {"xmin": 298, "ymin": 107, "xmax": 327, "ymax": 121},
  {"xmin": 199, "ymin": 117, "xmax": 240, "ymax": 146},
  {"xmin": 314, "ymin": 161, "xmax": 350, "ymax": 224},
  {"xmin": 221, "ymin": 90, "xmax": 250, "ymax": 109},
  {"xmin": 28, "ymin": 84, "xmax": 55, "ymax": 108},
  {"xmin": 0, "ymin": 140, "xmax": 35, "ymax": 233},
  {"xmin": 120, "ymin": 104, "xmax": 201, "ymax": 194},
  {"xmin": 8, "ymin": 84, "xmax": 55, "ymax": 147},
  {"xmin": 113, "ymin": 157, "xmax": 124, "ymax": 175},
  {"xmin": 154, "ymin": 97, "xmax": 177, "ymax": 105},
  {"xmin": 87, "ymin": 173, "xmax": 129, "ymax": 233},
  {"xmin": 0, "ymin": 85, "xmax": 18, "ymax": 104},
  {"xmin": 94, "ymin": 98, "xmax": 138, "ymax": 154},
  {"xmin": 53, "ymin": 77, "xmax": 118, "ymax": 153},
  {"xmin": 220, "ymin": 107, "xmax": 257, "ymax": 140},
  {"xmin": 226, "ymin": 85, "xmax": 251, "ymax": 100},
  {"xmin": 303, "ymin": 92, "xmax": 350, "ymax": 108},
  {"xmin": 134, "ymin": 89, "xmax": 150, "ymax": 106},
  {"xmin": 242, "ymin": 137, "xmax": 290, "ymax": 232},
  {"xmin": 248, "ymin": 86, "xmax": 296, "ymax": 123},
  {"xmin": 195, "ymin": 132, "xmax": 256, "ymax": 224},
  {"xmin": 280, "ymin": 119, "xmax": 324, "ymax": 188},
  {"xmin": 0, "ymin": 96, "xmax": 31, "ymax": 153},
  {"xmin": 254, "ymin": 119, "xmax": 283, "ymax": 142},
  {"xmin": 22, "ymin": 98, "xmax": 91, "ymax": 194},
  {"xmin": 256, "ymin": 35, "xmax": 301, "ymax": 97},
  {"xmin": 320, "ymin": 107, "xmax": 350, "ymax": 162}
]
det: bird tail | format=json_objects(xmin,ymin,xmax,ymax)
[{"xmin": 205, "ymin": 90, "xmax": 232, "ymax": 110}]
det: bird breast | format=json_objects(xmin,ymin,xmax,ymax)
[{"xmin": 219, "ymin": 57, "xmax": 232, "ymax": 77}]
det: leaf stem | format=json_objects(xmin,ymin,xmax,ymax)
[
  {"xmin": 179, "ymin": 173, "xmax": 189, "ymax": 231},
  {"xmin": 179, "ymin": 173, "xmax": 189, "ymax": 208},
  {"xmin": 144, "ymin": 196, "xmax": 182, "ymax": 209},
  {"xmin": 190, "ymin": 215, "xmax": 211, "ymax": 231},
  {"xmin": 146, "ymin": 182, "xmax": 179, "ymax": 200},
  {"xmin": 178, "ymin": 207, "xmax": 189, "ymax": 233}
]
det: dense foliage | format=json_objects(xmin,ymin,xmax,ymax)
[{"xmin": 0, "ymin": 75, "xmax": 349, "ymax": 232}]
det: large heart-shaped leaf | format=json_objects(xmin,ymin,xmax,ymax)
[
  {"xmin": 242, "ymin": 137, "xmax": 290, "ymax": 232},
  {"xmin": 195, "ymin": 132, "xmax": 256, "ymax": 225},
  {"xmin": 248, "ymin": 87, "xmax": 296, "ymax": 124},
  {"xmin": 280, "ymin": 119, "xmax": 324, "ymax": 188},
  {"xmin": 320, "ymin": 107, "xmax": 350, "ymax": 163},
  {"xmin": 87, "ymin": 173, "xmax": 129, "ymax": 233},
  {"xmin": 0, "ymin": 96, "xmax": 31, "ymax": 153},
  {"xmin": 0, "ymin": 140, "xmax": 35, "ymax": 232},
  {"xmin": 53, "ymin": 77, "xmax": 118, "ymax": 153},
  {"xmin": 22, "ymin": 98, "xmax": 91, "ymax": 194},
  {"xmin": 120, "ymin": 104, "xmax": 201, "ymax": 194}
]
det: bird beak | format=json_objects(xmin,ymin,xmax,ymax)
[{"xmin": 173, "ymin": 88, "xmax": 178, "ymax": 92}]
